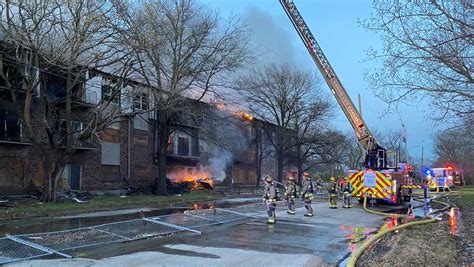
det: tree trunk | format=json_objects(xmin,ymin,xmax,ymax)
[
  {"xmin": 255, "ymin": 127, "xmax": 261, "ymax": 188},
  {"xmin": 40, "ymin": 159, "xmax": 52, "ymax": 202},
  {"xmin": 40, "ymin": 159, "xmax": 66, "ymax": 202},
  {"xmin": 297, "ymin": 146, "xmax": 303, "ymax": 186},
  {"xmin": 277, "ymin": 148, "xmax": 284, "ymax": 183},
  {"xmin": 155, "ymin": 121, "xmax": 169, "ymax": 195}
]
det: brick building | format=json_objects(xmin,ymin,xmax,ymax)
[{"xmin": 0, "ymin": 61, "xmax": 297, "ymax": 195}]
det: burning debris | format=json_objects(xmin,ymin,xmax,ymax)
[{"xmin": 167, "ymin": 170, "xmax": 214, "ymax": 193}]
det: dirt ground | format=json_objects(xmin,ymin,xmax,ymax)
[
  {"xmin": 459, "ymin": 206, "xmax": 474, "ymax": 266},
  {"xmin": 358, "ymin": 192, "xmax": 473, "ymax": 267}
]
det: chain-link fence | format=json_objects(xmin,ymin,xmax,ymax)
[
  {"xmin": 0, "ymin": 237, "xmax": 52, "ymax": 264},
  {"xmin": 150, "ymin": 213, "xmax": 220, "ymax": 228},
  {"xmin": 0, "ymin": 207, "xmax": 257, "ymax": 265},
  {"xmin": 184, "ymin": 208, "xmax": 251, "ymax": 223}
]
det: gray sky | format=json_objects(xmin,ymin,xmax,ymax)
[{"xmin": 200, "ymin": 0, "xmax": 435, "ymax": 160}]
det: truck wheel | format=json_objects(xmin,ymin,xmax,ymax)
[{"xmin": 397, "ymin": 188, "xmax": 402, "ymax": 205}]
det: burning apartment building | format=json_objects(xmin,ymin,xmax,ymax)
[{"xmin": 0, "ymin": 55, "xmax": 297, "ymax": 196}]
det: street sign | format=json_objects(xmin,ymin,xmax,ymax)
[{"xmin": 364, "ymin": 172, "xmax": 376, "ymax": 188}]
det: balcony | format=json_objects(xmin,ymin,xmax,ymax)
[{"xmin": 166, "ymin": 154, "xmax": 200, "ymax": 166}]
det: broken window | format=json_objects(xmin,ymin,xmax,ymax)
[
  {"xmin": 101, "ymin": 84, "xmax": 118, "ymax": 103},
  {"xmin": 191, "ymin": 134, "xmax": 199, "ymax": 157},
  {"xmin": 71, "ymin": 121, "xmax": 83, "ymax": 145},
  {"xmin": 59, "ymin": 120, "xmax": 84, "ymax": 146},
  {"xmin": 0, "ymin": 109, "xmax": 22, "ymax": 141},
  {"xmin": 177, "ymin": 137, "xmax": 189, "ymax": 156},
  {"xmin": 133, "ymin": 93, "xmax": 149, "ymax": 111}
]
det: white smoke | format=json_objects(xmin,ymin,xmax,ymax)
[{"xmin": 205, "ymin": 150, "xmax": 233, "ymax": 181}]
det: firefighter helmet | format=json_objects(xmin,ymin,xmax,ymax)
[
  {"xmin": 303, "ymin": 172, "xmax": 310, "ymax": 177},
  {"xmin": 330, "ymin": 176, "xmax": 336, "ymax": 182},
  {"xmin": 264, "ymin": 175, "xmax": 273, "ymax": 183},
  {"xmin": 288, "ymin": 176, "xmax": 295, "ymax": 181}
]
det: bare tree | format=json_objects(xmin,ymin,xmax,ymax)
[
  {"xmin": 113, "ymin": 0, "xmax": 251, "ymax": 194},
  {"xmin": 342, "ymin": 134, "xmax": 363, "ymax": 170},
  {"xmin": 254, "ymin": 120, "xmax": 273, "ymax": 187},
  {"xmin": 237, "ymin": 63, "xmax": 325, "ymax": 183},
  {"xmin": 434, "ymin": 116, "xmax": 474, "ymax": 184},
  {"xmin": 292, "ymin": 99, "xmax": 332, "ymax": 184},
  {"xmin": 309, "ymin": 130, "xmax": 348, "ymax": 178},
  {"xmin": 0, "ymin": 0, "xmax": 131, "ymax": 202},
  {"xmin": 363, "ymin": 1, "xmax": 473, "ymax": 120}
]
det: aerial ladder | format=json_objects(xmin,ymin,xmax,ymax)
[
  {"xmin": 280, "ymin": 0, "xmax": 419, "ymax": 204},
  {"xmin": 279, "ymin": 0, "xmax": 387, "ymax": 170}
]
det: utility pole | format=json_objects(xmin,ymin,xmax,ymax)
[
  {"xmin": 402, "ymin": 123, "xmax": 408, "ymax": 162},
  {"xmin": 420, "ymin": 145, "xmax": 424, "ymax": 183}
]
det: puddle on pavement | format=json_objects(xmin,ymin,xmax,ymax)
[
  {"xmin": 339, "ymin": 224, "xmax": 374, "ymax": 254},
  {"xmin": 0, "ymin": 201, "xmax": 246, "ymax": 236},
  {"xmin": 0, "ymin": 207, "xmax": 186, "ymax": 236}
]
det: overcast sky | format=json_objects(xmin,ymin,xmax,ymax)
[{"xmin": 200, "ymin": 0, "xmax": 436, "ymax": 161}]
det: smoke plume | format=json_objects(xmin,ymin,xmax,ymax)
[{"xmin": 206, "ymin": 150, "xmax": 233, "ymax": 181}]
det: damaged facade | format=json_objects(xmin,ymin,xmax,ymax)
[{"xmin": 0, "ymin": 56, "xmax": 297, "ymax": 196}]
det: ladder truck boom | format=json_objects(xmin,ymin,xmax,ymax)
[{"xmin": 279, "ymin": 0, "xmax": 386, "ymax": 169}]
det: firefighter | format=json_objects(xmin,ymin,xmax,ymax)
[
  {"xmin": 263, "ymin": 175, "xmax": 277, "ymax": 224},
  {"xmin": 337, "ymin": 176, "xmax": 345, "ymax": 198},
  {"xmin": 422, "ymin": 179, "xmax": 430, "ymax": 205},
  {"xmin": 301, "ymin": 172, "xmax": 314, "ymax": 217},
  {"xmin": 285, "ymin": 176, "xmax": 298, "ymax": 215},
  {"xmin": 316, "ymin": 177, "xmax": 324, "ymax": 194},
  {"xmin": 342, "ymin": 176, "xmax": 352, "ymax": 208},
  {"xmin": 328, "ymin": 176, "xmax": 338, "ymax": 209}
]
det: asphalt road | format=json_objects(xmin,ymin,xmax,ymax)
[{"xmin": 9, "ymin": 200, "xmax": 386, "ymax": 267}]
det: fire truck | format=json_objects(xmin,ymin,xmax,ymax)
[
  {"xmin": 280, "ymin": 0, "xmax": 417, "ymax": 204},
  {"xmin": 426, "ymin": 164, "xmax": 465, "ymax": 189}
]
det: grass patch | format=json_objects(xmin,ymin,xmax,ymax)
[
  {"xmin": 451, "ymin": 185, "xmax": 474, "ymax": 208},
  {"xmin": 0, "ymin": 191, "xmax": 222, "ymax": 221},
  {"xmin": 358, "ymin": 221, "xmax": 462, "ymax": 266}
]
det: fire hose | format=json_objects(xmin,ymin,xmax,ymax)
[
  {"xmin": 361, "ymin": 194, "xmax": 409, "ymax": 218},
  {"xmin": 347, "ymin": 193, "xmax": 452, "ymax": 267}
]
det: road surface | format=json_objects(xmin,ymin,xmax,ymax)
[{"xmin": 9, "ymin": 200, "xmax": 386, "ymax": 266}]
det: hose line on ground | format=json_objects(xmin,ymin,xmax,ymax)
[
  {"xmin": 346, "ymin": 216, "xmax": 437, "ymax": 267},
  {"xmin": 347, "ymin": 193, "xmax": 452, "ymax": 267},
  {"xmin": 362, "ymin": 194, "xmax": 408, "ymax": 218}
]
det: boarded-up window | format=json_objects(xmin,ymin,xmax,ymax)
[
  {"xmin": 101, "ymin": 141, "xmax": 120, "ymax": 165},
  {"xmin": 133, "ymin": 115, "xmax": 148, "ymax": 131}
]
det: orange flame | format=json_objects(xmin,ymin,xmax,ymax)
[
  {"xmin": 449, "ymin": 207, "xmax": 457, "ymax": 236},
  {"xmin": 216, "ymin": 103, "xmax": 225, "ymax": 110},
  {"xmin": 234, "ymin": 111, "xmax": 254, "ymax": 121},
  {"xmin": 168, "ymin": 169, "xmax": 214, "ymax": 190}
]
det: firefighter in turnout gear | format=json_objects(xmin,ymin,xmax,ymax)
[
  {"xmin": 285, "ymin": 176, "xmax": 298, "ymax": 215},
  {"xmin": 263, "ymin": 175, "xmax": 277, "ymax": 224},
  {"xmin": 342, "ymin": 176, "xmax": 353, "ymax": 208},
  {"xmin": 301, "ymin": 172, "xmax": 314, "ymax": 217},
  {"xmin": 328, "ymin": 176, "xmax": 338, "ymax": 209},
  {"xmin": 316, "ymin": 177, "xmax": 323, "ymax": 194}
]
